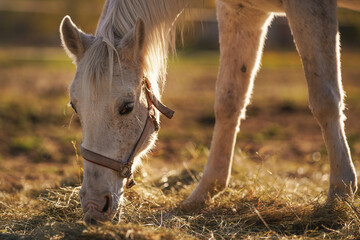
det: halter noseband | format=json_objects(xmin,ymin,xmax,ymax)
[{"xmin": 80, "ymin": 77, "xmax": 174, "ymax": 188}]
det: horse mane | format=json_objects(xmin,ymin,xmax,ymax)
[{"xmin": 81, "ymin": 0, "xmax": 188, "ymax": 99}]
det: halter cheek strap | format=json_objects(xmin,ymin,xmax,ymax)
[
  {"xmin": 144, "ymin": 80, "xmax": 174, "ymax": 119},
  {"xmin": 80, "ymin": 77, "xmax": 174, "ymax": 188}
]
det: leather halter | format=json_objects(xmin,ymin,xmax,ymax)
[{"xmin": 80, "ymin": 77, "xmax": 174, "ymax": 188}]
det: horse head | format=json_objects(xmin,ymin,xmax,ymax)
[{"xmin": 60, "ymin": 16, "xmax": 172, "ymax": 224}]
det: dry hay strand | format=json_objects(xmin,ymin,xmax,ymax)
[{"xmin": 39, "ymin": 186, "xmax": 83, "ymax": 222}]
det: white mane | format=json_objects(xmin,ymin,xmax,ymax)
[{"xmin": 81, "ymin": 0, "xmax": 188, "ymax": 99}]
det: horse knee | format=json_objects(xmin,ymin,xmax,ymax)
[
  {"xmin": 214, "ymin": 89, "xmax": 242, "ymax": 122},
  {"xmin": 309, "ymin": 88, "xmax": 343, "ymax": 125}
]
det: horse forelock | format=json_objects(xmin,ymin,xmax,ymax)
[
  {"xmin": 79, "ymin": 37, "xmax": 109, "ymax": 101},
  {"xmin": 78, "ymin": 0, "xmax": 188, "ymax": 101}
]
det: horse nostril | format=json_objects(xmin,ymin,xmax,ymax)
[
  {"xmin": 87, "ymin": 217, "xmax": 98, "ymax": 225},
  {"xmin": 102, "ymin": 195, "xmax": 111, "ymax": 213}
]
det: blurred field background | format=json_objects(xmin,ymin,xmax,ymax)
[{"xmin": 1, "ymin": 0, "xmax": 360, "ymax": 239}]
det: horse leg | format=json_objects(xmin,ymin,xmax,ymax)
[
  {"xmin": 283, "ymin": 0, "xmax": 357, "ymax": 200},
  {"xmin": 184, "ymin": 2, "xmax": 273, "ymax": 205}
]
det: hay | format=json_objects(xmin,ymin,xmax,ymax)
[{"xmin": 1, "ymin": 156, "xmax": 360, "ymax": 239}]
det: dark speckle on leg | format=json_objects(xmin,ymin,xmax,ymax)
[
  {"xmin": 241, "ymin": 64, "xmax": 247, "ymax": 73},
  {"xmin": 238, "ymin": 3, "xmax": 244, "ymax": 9}
]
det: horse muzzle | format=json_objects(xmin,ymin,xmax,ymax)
[{"xmin": 81, "ymin": 191, "xmax": 114, "ymax": 224}]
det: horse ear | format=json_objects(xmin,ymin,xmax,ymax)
[
  {"xmin": 60, "ymin": 16, "xmax": 92, "ymax": 60},
  {"xmin": 134, "ymin": 18, "xmax": 146, "ymax": 54},
  {"xmin": 119, "ymin": 18, "xmax": 146, "ymax": 59}
]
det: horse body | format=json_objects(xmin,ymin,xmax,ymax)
[
  {"xmin": 221, "ymin": 0, "xmax": 283, "ymax": 12},
  {"xmin": 60, "ymin": 0, "xmax": 359, "ymax": 223}
]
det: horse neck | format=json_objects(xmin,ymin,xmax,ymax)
[{"xmin": 96, "ymin": 0, "xmax": 189, "ymax": 98}]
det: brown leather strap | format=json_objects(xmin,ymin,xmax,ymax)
[
  {"xmin": 81, "ymin": 113, "xmax": 155, "ymax": 179},
  {"xmin": 81, "ymin": 145, "xmax": 128, "ymax": 174},
  {"xmin": 80, "ymin": 77, "xmax": 175, "ymax": 188},
  {"xmin": 144, "ymin": 78, "xmax": 174, "ymax": 119}
]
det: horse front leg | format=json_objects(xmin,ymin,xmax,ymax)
[
  {"xmin": 184, "ymin": 1, "xmax": 273, "ymax": 206},
  {"xmin": 283, "ymin": 0, "xmax": 357, "ymax": 201}
]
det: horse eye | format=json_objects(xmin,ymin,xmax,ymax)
[
  {"xmin": 70, "ymin": 101, "xmax": 77, "ymax": 113},
  {"xmin": 119, "ymin": 102, "xmax": 134, "ymax": 115}
]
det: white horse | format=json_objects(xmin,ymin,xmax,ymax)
[{"xmin": 60, "ymin": 0, "xmax": 360, "ymax": 224}]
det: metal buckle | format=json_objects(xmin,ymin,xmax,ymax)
[{"xmin": 119, "ymin": 166, "xmax": 130, "ymax": 178}]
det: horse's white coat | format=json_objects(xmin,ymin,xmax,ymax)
[{"xmin": 60, "ymin": 0, "xmax": 359, "ymax": 223}]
